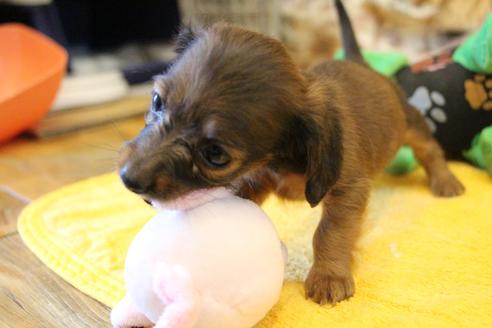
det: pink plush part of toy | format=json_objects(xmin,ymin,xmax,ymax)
[
  {"xmin": 111, "ymin": 295, "xmax": 153, "ymax": 327},
  {"xmin": 113, "ymin": 187, "xmax": 285, "ymax": 328},
  {"xmin": 151, "ymin": 187, "xmax": 229, "ymax": 211},
  {"xmin": 152, "ymin": 263, "xmax": 201, "ymax": 328}
]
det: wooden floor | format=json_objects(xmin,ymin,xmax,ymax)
[{"xmin": 0, "ymin": 117, "xmax": 144, "ymax": 328}]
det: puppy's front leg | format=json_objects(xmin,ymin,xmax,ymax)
[
  {"xmin": 305, "ymin": 178, "xmax": 370, "ymax": 304},
  {"xmin": 234, "ymin": 168, "xmax": 277, "ymax": 205}
]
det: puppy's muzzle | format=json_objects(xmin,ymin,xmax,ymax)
[
  {"xmin": 119, "ymin": 165, "xmax": 148, "ymax": 194},
  {"xmin": 118, "ymin": 141, "xmax": 192, "ymax": 197}
]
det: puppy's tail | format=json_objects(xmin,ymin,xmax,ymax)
[{"xmin": 334, "ymin": 0, "xmax": 364, "ymax": 63}]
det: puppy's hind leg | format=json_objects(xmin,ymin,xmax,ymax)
[
  {"xmin": 404, "ymin": 105, "xmax": 465, "ymax": 197},
  {"xmin": 153, "ymin": 263, "xmax": 201, "ymax": 328}
]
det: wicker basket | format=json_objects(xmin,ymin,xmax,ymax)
[{"xmin": 177, "ymin": 0, "xmax": 280, "ymax": 37}]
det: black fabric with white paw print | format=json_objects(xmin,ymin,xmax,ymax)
[{"xmin": 396, "ymin": 62, "xmax": 492, "ymax": 159}]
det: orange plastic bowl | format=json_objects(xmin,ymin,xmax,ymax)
[{"xmin": 0, "ymin": 23, "xmax": 68, "ymax": 143}]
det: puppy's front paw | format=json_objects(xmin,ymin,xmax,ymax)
[
  {"xmin": 430, "ymin": 173, "xmax": 465, "ymax": 197},
  {"xmin": 304, "ymin": 267, "xmax": 354, "ymax": 304}
]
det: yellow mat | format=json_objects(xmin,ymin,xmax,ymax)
[{"xmin": 18, "ymin": 163, "xmax": 492, "ymax": 327}]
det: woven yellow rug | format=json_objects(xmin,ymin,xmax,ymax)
[{"xmin": 18, "ymin": 163, "xmax": 492, "ymax": 327}]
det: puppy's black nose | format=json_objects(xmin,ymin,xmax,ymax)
[{"xmin": 119, "ymin": 167, "xmax": 145, "ymax": 194}]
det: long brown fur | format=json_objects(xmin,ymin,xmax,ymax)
[{"xmin": 119, "ymin": 1, "xmax": 464, "ymax": 304}]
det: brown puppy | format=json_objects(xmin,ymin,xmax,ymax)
[{"xmin": 119, "ymin": 0, "xmax": 464, "ymax": 304}]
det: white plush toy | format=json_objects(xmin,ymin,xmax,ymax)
[{"xmin": 111, "ymin": 187, "xmax": 286, "ymax": 328}]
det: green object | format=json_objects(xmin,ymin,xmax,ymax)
[
  {"xmin": 336, "ymin": 24, "xmax": 492, "ymax": 174},
  {"xmin": 453, "ymin": 14, "xmax": 492, "ymax": 74},
  {"xmin": 385, "ymin": 146, "xmax": 419, "ymax": 175},
  {"xmin": 463, "ymin": 126, "xmax": 492, "ymax": 175},
  {"xmin": 334, "ymin": 49, "xmax": 408, "ymax": 77}
]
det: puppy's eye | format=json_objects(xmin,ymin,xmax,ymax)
[
  {"xmin": 201, "ymin": 144, "xmax": 230, "ymax": 168},
  {"xmin": 152, "ymin": 93, "xmax": 164, "ymax": 112}
]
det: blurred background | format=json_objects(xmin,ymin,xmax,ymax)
[
  {"xmin": 1, "ymin": 3, "xmax": 491, "ymax": 325},
  {"xmin": 0, "ymin": 0, "xmax": 490, "ymax": 140}
]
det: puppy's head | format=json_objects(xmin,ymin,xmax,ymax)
[{"xmin": 119, "ymin": 23, "xmax": 342, "ymax": 205}]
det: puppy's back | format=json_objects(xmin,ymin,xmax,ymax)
[{"xmin": 309, "ymin": 59, "xmax": 407, "ymax": 174}]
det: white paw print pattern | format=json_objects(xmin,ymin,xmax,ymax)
[{"xmin": 408, "ymin": 86, "xmax": 447, "ymax": 133}]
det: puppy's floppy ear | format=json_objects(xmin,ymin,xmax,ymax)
[
  {"xmin": 300, "ymin": 112, "xmax": 343, "ymax": 207},
  {"xmin": 175, "ymin": 24, "xmax": 200, "ymax": 55}
]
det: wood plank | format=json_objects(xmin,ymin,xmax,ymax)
[
  {"xmin": 0, "ymin": 117, "xmax": 144, "ymax": 200},
  {"xmin": 0, "ymin": 188, "xmax": 29, "ymax": 238},
  {"xmin": 0, "ymin": 234, "xmax": 110, "ymax": 328},
  {"xmin": 0, "ymin": 117, "xmax": 147, "ymax": 326},
  {"xmin": 32, "ymin": 96, "xmax": 149, "ymax": 138}
]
